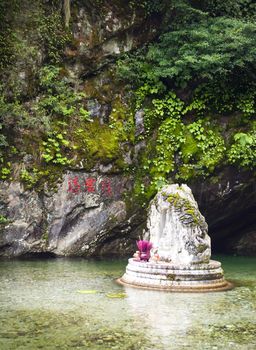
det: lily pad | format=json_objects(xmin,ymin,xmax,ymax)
[
  {"xmin": 106, "ymin": 292, "xmax": 127, "ymax": 299},
  {"xmin": 76, "ymin": 290, "xmax": 98, "ymax": 294}
]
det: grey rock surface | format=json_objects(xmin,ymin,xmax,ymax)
[
  {"xmin": 0, "ymin": 172, "xmax": 138, "ymax": 257},
  {"xmin": 0, "ymin": 182, "xmax": 45, "ymax": 256},
  {"xmin": 66, "ymin": 1, "xmax": 165, "ymax": 77},
  {"xmin": 135, "ymin": 110, "xmax": 145, "ymax": 136},
  {"xmin": 146, "ymin": 184, "xmax": 211, "ymax": 264}
]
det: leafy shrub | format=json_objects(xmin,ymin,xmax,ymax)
[
  {"xmin": 136, "ymin": 87, "xmax": 227, "ymax": 192},
  {"xmin": 0, "ymin": 163, "xmax": 11, "ymax": 180},
  {"xmin": 228, "ymin": 126, "xmax": 256, "ymax": 168},
  {"xmin": 0, "ymin": 215, "xmax": 8, "ymax": 224},
  {"xmin": 37, "ymin": 65, "xmax": 89, "ymax": 122},
  {"xmin": 118, "ymin": 17, "xmax": 256, "ymax": 88},
  {"xmin": 143, "ymin": 91, "xmax": 185, "ymax": 134},
  {"xmin": 41, "ymin": 132, "xmax": 72, "ymax": 166},
  {"xmin": 198, "ymin": 0, "xmax": 256, "ymax": 20}
]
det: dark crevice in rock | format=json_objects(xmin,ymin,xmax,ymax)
[
  {"xmin": 191, "ymin": 170, "xmax": 256, "ymax": 256},
  {"xmin": 0, "ymin": 243, "xmax": 12, "ymax": 257},
  {"xmin": 38, "ymin": 191, "xmax": 50, "ymax": 242},
  {"xmin": 93, "ymin": 214, "xmax": 146, "ymax": 257}
]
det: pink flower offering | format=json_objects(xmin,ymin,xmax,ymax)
[{"xmin": 136, "ymin": 240, "xmax": 152, "ymax": 261}]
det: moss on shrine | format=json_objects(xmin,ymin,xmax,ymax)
[
  {"xmin": 166, "ymin": 193, "xmax": 202, "ymax": 226},
  {"xmin": 166, "ymin": 273, "xmax": 176, "ymax": 281}
]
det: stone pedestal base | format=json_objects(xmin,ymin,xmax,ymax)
[{"xmin": 118, "ymin": 258, "xmax": 233, "ymax": 292}]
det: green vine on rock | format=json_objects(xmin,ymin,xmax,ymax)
[
  {"xmin": 228, "ymin": 125, "xmax": 256, "ymax": 169},
  {"xmin": 41, "ymin": 132, "xmax": 72, "ymax": 166}
]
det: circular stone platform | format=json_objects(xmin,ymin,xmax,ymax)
[{"xmin": 118, "ymin": 258, "xmax": 233, "ymax": 292}]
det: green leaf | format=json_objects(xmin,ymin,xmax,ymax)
[
  {"xmin": 61, "ymin": 139, "xmax": 70, "ymax": 146},
  {"xmin": 56, "ymin": 133, "xmax": 64, "ymax": 140},
  {"xmin": 106, "ymin": 292, "xmax": 127, "ymax": 299},
  {"xmin": 234, "ymin": 132, "xmax": 253, "ymax": 146}
]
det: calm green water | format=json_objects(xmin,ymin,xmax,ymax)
[{"xmin": 0, "ymin": 255, "xmax": 255, "ymax": 350}]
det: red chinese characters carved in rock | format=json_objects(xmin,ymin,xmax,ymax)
[
  {"xmin": 67, "ymin": 176, "xmax": 115, "ymax": 198},
  {"xmin": 100, "ymin": 178, "xmax": 112, "ymax": 197},
  {"xmin": 84, "ymin": 177, "xmax": 96, "ymax": 193},
  {"xmin": 68, "ymin": 176, "xmax": 81, "ymax": 193}
]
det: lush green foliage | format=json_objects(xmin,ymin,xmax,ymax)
[
  {"xmin": 0, "ymin": 0, "xmax": 70, "ymax": 73},
  {"xmin": 37, "ymin": 65, "xmax": 88, "ymax": 126},
  {"xmin": 117, "ymin": 0, "xmax": 256, "ymax": 199},
  {"xmin": 0, "ymin": 59, "xmax": 136, "ymax": 185},
  {"xmin": 128, "ymin": 0, "xmax": 166, "ymax": 14},
  {"xmin": 0, "ymin": 1, "xmax": 21, "ymax": 70},
  {"xmin": 133, "ymin": 81, "xmax": 255, "ymax": 198},
  {"xmin": 37, "ymin": 10, "xmax": 71, "ymax": 64},
  {"xmin": 0, "ymin": 164, "xmax": 11, "ymax": 180},
  {"xmin": 228, "ymin": 124, "xmax": 256, "ymax": 168},
  {"xmin": 192, "ymin": 82, "xmax": 256, "ymax": 116},
  {"xmin": 198, "ymin": 0, "xmax": 256, "ymax": 20},
  {"xmin": 137, "ymin": 91, "xmax": 227, "ymax": 192},
  {"xmin": 0, "ymin": 65, "xmax": 87, "ymax": 141},
  {"xmin": 118, "ymin": 0, "xmax": 256, "ymax": 90},
  {"xmin": 0, "ymin": 0, "xmax": 255, "ymax": 195},
  {"xmin": 41, "ymin": 132, "xmax": 72, "ymax": 165},
  {"xmin": 140, "ymin": 90, "xmax": 185, "ymax": 134},
  {"xmin": 119, "ymin": 17, "xmax": 256, "ymax": 88}
]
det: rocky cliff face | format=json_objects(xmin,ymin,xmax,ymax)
[
  {"xmin": 65, "ymin": 0, "xmax": 164, "ymax": 75},
  {"xmin": 0, "ymin": 172, "xmax": 144, "ymax": 257},
  {"xmin": 191, "ymin": 170, "xmax": 256, "ymax": 256},
  {"xmin": 0, "ymin": 1, "xmax": 255, "ymax": 257},
  {"xmin": 0, "ymin": 168, "xmax": 255, "ymax": 257}
]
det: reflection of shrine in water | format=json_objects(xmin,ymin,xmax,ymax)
[{"xmin": 124, "ymin": 286, "xmax": 234, "ymax": 347}]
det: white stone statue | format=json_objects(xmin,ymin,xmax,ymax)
[{"xmin": 144, "ymin": 184, "xmax": 211, "ymax": 265}]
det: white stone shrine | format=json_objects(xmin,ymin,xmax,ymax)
[{"xmin": 118, "ymin": 184, "xmax": 232, "ymax": 292}]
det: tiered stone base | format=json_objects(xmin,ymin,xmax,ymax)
[{"xmin": 118, "ymin": 258, "xmax": 233, "ymax": 292}]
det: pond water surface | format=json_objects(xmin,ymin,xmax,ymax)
[{"xmin": 0, "ymin": 255, "xmax": 255, "ymax": 349}]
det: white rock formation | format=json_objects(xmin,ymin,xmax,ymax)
[{"xmin": 145, "ymin": 184, "xmax": 211, "ymax": 265}]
